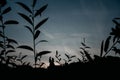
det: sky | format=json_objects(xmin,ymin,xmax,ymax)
[{"xmin": 2, "ymin": 0, "xmax": 120, "ymax": 65}]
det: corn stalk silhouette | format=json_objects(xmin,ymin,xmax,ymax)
[
  {"xmin": 0, "ymin": 0, "xmax": 18, "ymax": 64},
  {"xmin": 16, "ymin": 0, "xmax": 51, "ymax": 68}
]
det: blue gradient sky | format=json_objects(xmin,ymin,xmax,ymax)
[{"xmin": 4, "ymin": 0, "xmax": 120, "ymax": 64}]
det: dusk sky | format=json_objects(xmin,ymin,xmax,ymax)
[{"xmin": 3, "ymin": 0, "xmax": 120, "ymax": 65}]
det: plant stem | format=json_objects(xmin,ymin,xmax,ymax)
[{"xmin": 32, "ymin": 6, "xmax": 36, "ymax": 68}]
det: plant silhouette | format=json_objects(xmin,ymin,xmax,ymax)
[
  {"xmin": 16, "ymin": 0, "xmax": 51, "ymax": 68},
  {"xmin": 0, "ymin": 0, "xmax": 19, "ymax": 66}
]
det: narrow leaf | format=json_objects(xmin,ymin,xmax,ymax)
[
  {"xmin": 112, "ymin": 20, "xmax": 120, "ymax": 26},
  {"xmin": 21, "ymin": 55, "xmax": 27, "ymax": 60},
  {"xmin": 35, "ymin": 18, "xmax": 48, "ymax": 30},
  {"xmin": 34, "ymin": 30, "xmax": 40, "ymax": 40},
  {"xmin": 2, "ymin": 7, "xmax": 11, "ymax": 15},
  {"xmin": 16, "ymin": 2, "xmax": 32, "ymax": 13},
  {"xmin": 4, "ymin": 20, "xmax": 19, "ymax": 25},
  {"xmin": 7, "ymin": 38, "xmax": 18, "ymax": 45},
  {"xmin": 5, "ymin": 50, "xmax": 15, "ymax": 55},
  {"xmin": 35, "ymin": 40, "xmax": 48, "ymax": 45},
  {"xmin": 32, "ymin": 0, "xmax": 37, "ymax": 7},
  {"xmin": 17, "ymin": 45, "xmax": 33, "ymax": 52},
  {"xmin": 100, "ymin": 40, "xmax": 104, "ymax": 57},
  {"xmin": 7, "ymin": 45, "xmax": 15, "ymax": 49},
  {"xmin": 24, "ymin": 25, "xmax": 33, "ymax": 34},
  {"xmin": 35, "ymin": 4, "xmax": 48, "ymax": 17},
  {"xmin": 104, "ymin": 36, "xmax": 111, "ymax": 52},
  {"xmin": 36, "ymin": 51, "xmax": 51, "ymax": 57},
  {"xmin": 18, "ymin": 13, "xmax": 33, "ymax": 25},
  {"xmin": 81, "ymin": 42, "xmax": 86, "ymax": 47}
]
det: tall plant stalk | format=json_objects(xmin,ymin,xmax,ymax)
[{"xmin": 17, "ymin": 0, "xmax": 51, "ymax": 68}]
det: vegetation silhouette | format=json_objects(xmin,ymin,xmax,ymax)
[{"xmin": 0, "ymin": 0, "xmax": 120, "ymax": 79}]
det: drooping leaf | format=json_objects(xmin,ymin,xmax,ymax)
[
  {"xmin": 0, "ymin": 33, "xmax": 4, "ymax": 38},
  {"xmin": 70, "ymin": 55, "xmax": 76, "ymax": 58},
  {"xmin": 6, "ymin": 44, "xmax": 15, "ymax": 49},
  {"xmin": 100, "ymin": 40, "xmax": 104, "ymax": 57},
  {"xmin": 24, "ymin": 25, "xmax": 33, "ymax": 34},
  {"xmin": 104, "ymin": 36, "xmax": 111, "ymax": 52},
  {"xmin": 16, "ymin": 2, "xmax": 32, "ymax": 13},
  {"xmin": 35, "ymin": 4, "xmax": 48, "ymax": 17},
  {"xmin": 36, "ymin": 51, "xmax": 51, "ymax": 57},
  {"xmin": 7, "ymin": 38, "xmax": 18, "ymax": 45},
  {"xmin": 5, "ymin": 50, "xmax": 15, "ymax": 55},
  {"xmin": 2, "ymin": 7, "xmax": 11, "ymax": 15},
  {"xmin": 4, "ymin": 20, "xmax": 19, "ymax": 25},
  {"xmin": 32, "ymin": 0, "xmax": 37, "ymax": 7},
  {"xmin": 17, "ymin": 45, "xmax": 33, "ymax": 52},
  {"xmin": 35, "ymin": 40, "xmax": 48, "ymax": 45},
  {"xmin": 34, "ymin": 30, "xmax": 40, "ymax": 40},
  {"xmin": 18, "ymin": 13, "xmax": 33, "ymax": 25},
  {"xmin": 35, "ymin": 18, "xmax": 48, "ymax": 30}
]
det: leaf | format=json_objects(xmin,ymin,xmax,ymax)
[
  {"xmin": 100, "ymin": 40, "xmax": 104, "ymax": 57},
  {"xmin": 7, "ymin": 45, "xmax": 15, "ymax": 49},
  {"xmin": 34, "ymin": 30, "xmax": 40, "ymax": 40},
  {"xmin": 35, "ymin": 4, "xmax": 48, "ymax": 17},
  {"xmin": 4, "ymin": 20, "xmax": 19, "ymax": 25},
  {"xmin": 113, "ymin": 36, "xmax": 117, "ymax": 43},
  {"xmin": 16, "ymin": 2, "xmax": 32, "ymax": 13},
  {"xmin": 21, "ymin": 55, "xmax": 27, "ymax": 60},
  {"xmin": 70, "ymin": 55, "xmax": 76, "ymax": 58},
  {"xmin": 24, "ymin": 25, "xmax": 33, "ymax": 34},
  {"xmin": 65, "ymin": 54, "xmax": 70, "ymax": 59},
  {"xmin": 5, "ymin": 50, "xmax": 15, "ymax": 55},
  {"xmin": 81, "ymin": 42, "xmax": 86, "ymax": 47},
  {"xmin": 104, "ymin": 36, "xmax": 111, "ymax": 52},
  {"xmin": 7, "ymin": 38, "xmax": 18, "ymax": 45},
  {"xmin": 112, "ymin": 20, "xmax": 120, "ymax": 26},
  {"xmin": 35, "ymin": 40, "xmax": 48, "ymax": 45},
  {"xmin": 36, "ymin": 51, "xmax": 51, "ymax": 57},
  {"xmin": 2, "ymin": 7, "xmax": 11, "ymax": 15},
  {"xmin": 32, "ymin": 0, "xmax": 37, "ymax": 7},
  {"xmin": 35, "ymin": 18, "xmax": 48, "ymax": 30},
  {"xmin": 18, "ymin": 13, "xmax": 33, "ymax": 25},
  {"xmin": 17, "ymin": 45, "xmax": 33, "ymax": 52},
  {"xmin": 114, "ymin": 18, "xmax": 120, "ymax": 20}
]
